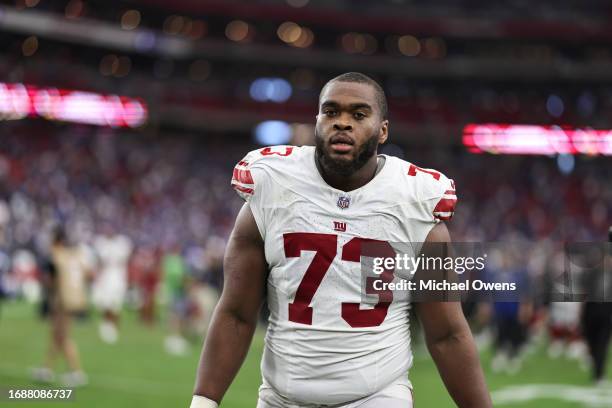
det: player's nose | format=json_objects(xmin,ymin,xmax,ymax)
[{"xmin": 333, "ymin": 121, "xmax": 352, "ymax": 131}]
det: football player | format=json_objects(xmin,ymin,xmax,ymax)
[
  {"xmin": 190, "ymin": 73, "xmax": 491, "ymax": 407},
  {"xmin": 91, "ymin": 223, "xmax": 133, "ymax": 344}
]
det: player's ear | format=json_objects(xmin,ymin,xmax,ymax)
[{"xmin": 378, "ymin": 120, "xmax": 389, "ymax": 144}]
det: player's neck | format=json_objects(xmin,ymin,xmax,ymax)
[{"xmin": 316, "ymin": 154, "xmax": 379, "ymax": 192}]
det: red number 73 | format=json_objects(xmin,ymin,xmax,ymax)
[{"xmin": 283, "ymin": 232, "xmax": 396, "ymax": 328}]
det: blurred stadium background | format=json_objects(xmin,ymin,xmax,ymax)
[{"xmin": 0, "ymin": 0, "xmax": 611, "ymax": 407}]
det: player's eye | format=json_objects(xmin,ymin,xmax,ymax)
[
  {"xmin": 354, "ymin": 112, "xmax": 366, "ymax": 120},
  {"xmin": 324, "ymin": 110, "xmax": 337, "ymax": 117}
]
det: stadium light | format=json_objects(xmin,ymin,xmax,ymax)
[
  {"xmin": 254, "ymin": 120, "xmax": 292, "ymax": 145},
  {"xmin": 463, "ymin": 123, "xmax": 612, "ymax": 156},
  {"xmin": 249, "ymin": 78, "xmax": 293, "ymax": 103},
  {"xmin": 0, "ymin": 82, "xmax": 148, "ymax": 128}
]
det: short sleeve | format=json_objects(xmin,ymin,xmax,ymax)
[
  {"xmin": 231, "ymin": 158, "xmax": 256, "ymax": 201},
  {"xmin": 432, "ymin": 176, "xmax": 457, "ymax": 222},
  {"xmin": 231, "ymin": 151, "xmax": 267, "ymax": 239},
  {"xmin": 410, "ymin": 164, "xmax": 457, "ymax": 224}
]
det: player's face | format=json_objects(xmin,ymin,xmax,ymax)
[{"xmin": 315, "ymin": 82, "xmax": 388, "ymax": 176}]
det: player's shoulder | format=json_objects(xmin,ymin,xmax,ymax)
[
  {"xmin": 231, "ymin": 145, "xmax": 313, "ymax": 199},
  {"xmin": 236, "ymin": 145, "xmax": 312, "ymax": 168},
  {"xmin": 383, "ymin": 155, "xmax": 457, "ymax": 221},
  {"xmin": 384, "ymin": 155, "xmax": 455, "ymax": 195}
]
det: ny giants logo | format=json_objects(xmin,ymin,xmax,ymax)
[{"xmin": 333, "ymin": 221, "xmax": 346, "ymax": 232}]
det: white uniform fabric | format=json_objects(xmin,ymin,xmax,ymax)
[
  {"xmin": 232, "ymin": 145, "xmax": 456, "ymax": 406},
  {"xmin": 91, "ymin": 234, "xmax": 133, "ymax": 312},
  {"xmin": 550, "ymin": 302, "xmax": 581, "ymax": 327},
  {"xmin": 257, "ymin": 375, "xmax": 413, "ymax": 408},
  {"xmin": 189, "ymin": 395, "xmax": 218, "ymax": 408}
]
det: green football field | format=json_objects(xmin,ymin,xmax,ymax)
[{"xmin": 1, "ymin": 300, "xmax": 610, "ymax": 407}]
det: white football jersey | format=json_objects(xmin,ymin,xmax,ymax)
[
  {"xmin": 232, "ymin": 145, "xmax": 457, "ymax": 405},
  {"xmin": 93, "ymin": 234, "xmax": 133, "ymax": 277}
]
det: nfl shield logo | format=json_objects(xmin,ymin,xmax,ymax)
[{"xmin": 337, "ymin": 195, "xmax": 350, "ymax": 209}]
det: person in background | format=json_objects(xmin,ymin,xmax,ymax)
[
  {"xmin": 32, "ymin": 227, "xmax": 89, "ymax": 387},
  {"xmin": 163, "ymin": 246, "xmax": 189, "ymax": 355},
  {"xmin": 490, "ymin": 250, "xmax": 533, "ymax": 375},
  {"xmin": 580, "ymin": 227, "xmax": 612, "ymax": 385},
  {"xmin": 91, "ymin": 223, "xmax": 133, "ymax": 344},
  {"xmin": 0, "ymin": 226, "xmax": 10, "ymax": 319},
  {"xmin": 547, "ymin": 302, "xmax": 586, "ymax": 361},
  {"xmin": 131, "ymin": 246, "xmax": 161, "ymax": 326}
]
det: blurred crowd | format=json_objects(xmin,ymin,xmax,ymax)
[
  {"xmin": 0, "ymin": 123, "xmax": 610, "ymax": 380},
  {"xmin": 443, "ymin": 152, "xmax": 611, "ymax": 241},
  {"xmin": 0, "ymin": 123, "xmax": 240, "ymax": 355}
]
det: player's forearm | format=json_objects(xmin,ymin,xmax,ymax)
[
  {"xmin": 427, "ymin": 328, "xmax": 492, "ymax": 408},
  {"xmin": 193, "ymin": 307, "xmax": 258, "ymax": 403}
]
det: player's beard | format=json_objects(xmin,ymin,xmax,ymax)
[{"xmin": 314, "ymin": 129, "xmax": 379, "ymax": 177}]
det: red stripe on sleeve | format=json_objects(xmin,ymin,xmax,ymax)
[
  {"xmin": 232, "ymin": 167, "xmax": 254, "ymax": 185},
  {"xmin": 232, "ymin": 183, "xmax": 254, "ymax": 195},
  {"xmin": 434, "ymin": 198, "xmax": 457, "ymax": 214}
]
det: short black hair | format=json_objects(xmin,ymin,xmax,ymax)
[{"xmin": 320, "ymin": 72, "xmax": 388, "ymax": 120}]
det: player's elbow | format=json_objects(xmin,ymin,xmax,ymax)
[
  {"xmin": 426, "ymin": 326, "xmax": 473, "ymax": 357},
  {"xmin": 215, "ymin": 299, "xmax": 261, "ymax": 329}
]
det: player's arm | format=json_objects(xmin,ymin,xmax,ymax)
[
  {"xmin": 414, "ymin": 222, "xmax": 492, "ymax": 408},
  {"xmin": 191, "ymin": 203, "xmax": 267, "ymax": 407}
]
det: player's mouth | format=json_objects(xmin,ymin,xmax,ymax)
[{"xmin": 329, "ymin": 134, "xmax": 354, "ymax": 153}]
